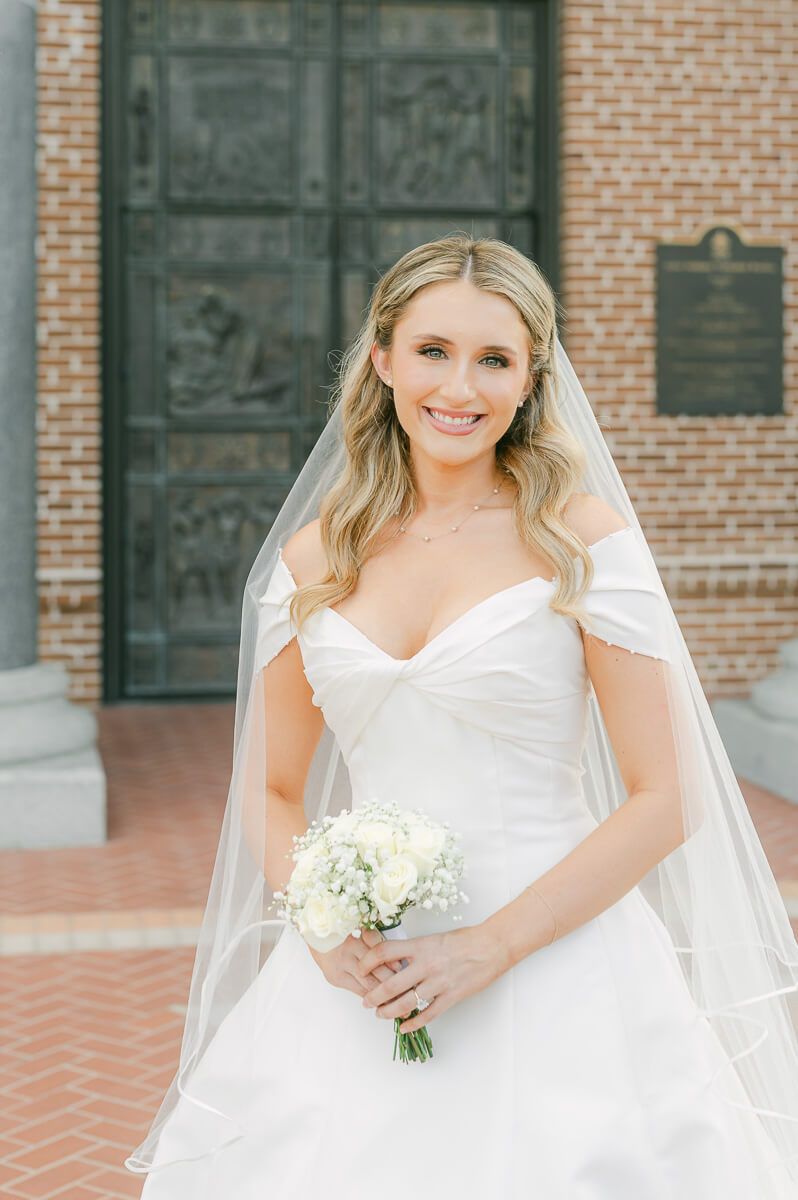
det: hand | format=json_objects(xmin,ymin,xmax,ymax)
[
  {"xmin": 307, "ymin": 927, "xmax": 400, "ymax": 998},
  {"xmin": 357, "ymin": 924, "xmax": 503, "ymax": 1035}
]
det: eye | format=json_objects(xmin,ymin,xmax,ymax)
[{"xmin": 417, "ymin": 345, "xmax": 509, "ymax": 368}]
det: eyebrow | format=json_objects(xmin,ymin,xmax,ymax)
[{"xmin": 412, "ymin": 333, "xmax": 518, "ymax": 357}]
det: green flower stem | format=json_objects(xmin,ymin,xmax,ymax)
[
  {"xmin": 375, "ymin": 918, "xmax": 434, "ymax": 1064},
  {"xmin": 393, "ymin": 1010, "xmax": 434, "ymax": 1063}
]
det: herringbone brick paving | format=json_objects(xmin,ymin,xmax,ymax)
[
  {"xmin": 0, "ymin": 949, "xmax": 191, "ymax": 1198},
  {"xmin": 0, "ymin": 703, "xmax": 795, "ymax": 1199}
]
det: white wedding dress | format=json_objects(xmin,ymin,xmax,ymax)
[{"xmin": 138, "ymin": 526, "xmax": 794, "ymax": 1199}]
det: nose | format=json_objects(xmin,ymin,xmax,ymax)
[{"xmin": 438, "ymin": 360, "xmax": 478, "ymax": 405}]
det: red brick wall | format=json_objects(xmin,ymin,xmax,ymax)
[
  {"xmin": 36, "ymin": 0, "xmax": 103, "ymax": 707},
  {"xmin": 35, "ymin": 1, "xmax": 796, "ymax": 705},
  {"xmin": 559, "ymin": 0, "xmax": 798, "ymax": 695}
]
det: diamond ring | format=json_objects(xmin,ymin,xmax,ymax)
[{"xmin": 412, "ymin": 987, "xmax": 431, "ymax": 1012}]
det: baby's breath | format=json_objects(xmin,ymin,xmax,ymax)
[{"xmin": 266, "ymin": 797, "xmax": 468, "ymax": 936}]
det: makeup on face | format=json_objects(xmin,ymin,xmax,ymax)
[{"xmin": 375, "ymin": 280, "xmax": 532, "ymax": 452}]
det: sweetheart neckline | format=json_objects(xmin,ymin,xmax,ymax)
[{"xmin": 275, "ymin": 524, "xmax": 634, "ymax": 665}]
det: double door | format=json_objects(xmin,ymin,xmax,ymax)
[{"xmin": 104, "ymin": 0, "xmax": 557, "ymax": 698}]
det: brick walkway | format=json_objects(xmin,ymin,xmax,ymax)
[{"xmin": 0, "ymin": 703, "xmax": 796, "ymax": 1198}]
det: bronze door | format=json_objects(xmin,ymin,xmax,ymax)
[{"xmin": 104, "ymin": 0, "xmax": 557, "ymax": 699}]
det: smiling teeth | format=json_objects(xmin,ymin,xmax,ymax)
[{"xmin": 429, "ymin": 409, "xmax": 481, "ymax": 426}]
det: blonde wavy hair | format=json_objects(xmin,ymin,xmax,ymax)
[{"xmin": 288, "ymin": 232, "xmax": 596, "ymax": 633}]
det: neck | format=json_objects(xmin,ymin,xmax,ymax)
[{"xmin": 409, "ymin": 450, "xmax": 505, "ymax": 515}]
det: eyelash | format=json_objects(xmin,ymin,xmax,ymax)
[{"xmin": 417, "ymin": 344, "xmax": 509, "ymax": 369}]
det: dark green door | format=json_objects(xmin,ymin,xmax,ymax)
[{"xmin": 103, "ymin": 0, "xmax": 558, "ymax": 700}]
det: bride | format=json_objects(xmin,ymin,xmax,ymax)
[{"xmin": 127, "ymin": 234, "xmax": 798, "ymax": 1197}]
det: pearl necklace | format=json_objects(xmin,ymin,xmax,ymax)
[{"xmin": 396, "ymin": 482, "xmax": 505, "ymax": 543}]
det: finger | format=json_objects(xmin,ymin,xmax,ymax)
[
  {"xmin": 343, "ymin": 969, "xmax": 393, "ymax": 998},
  {"xmin": 346, "ymin": 966, "xmax": 394, "ymax": 997},
  {"xmin": 359, "ymin": 965, "xmax": 396, "ymax": 992},
  {"xmin": 358, "ymin": 938, "xmax": 415, "ymax": 978},
  {"xmin": 351, "ymin": 945, "xmax": 398, "ymax": 986},
  {"xmin": 397, "ymin": 995, "xmax": 445, "ymax": 1034},
  {"xmin": 374, "ymin": 988, "xmax": 423, "ymax": 1022},
  {"xmin": 363, "ymin": 964, "xmax": 423, "ymax": 1010},
  {"xmin": 345, "ymin": 955, "xmax": 398, "ymax": 993},
  {"xmin": 352, "ymin": 929, "xmax": 387, "ymax": 969},
  {"xmin": 352, "ymin": 946, "xmax": 399, "ymax": 984},
  {"xmin": 359, "ymin": 928, "xmax": 385, "ymax": 949},
  {"xmin": 370, "ymin": 962, "xmax": 399, "ymax": 983},
  {"xmin": 361, "ymin": 955, "xmax": 412, "ymax": 1001},
  {"xmin": 345, "ymin": 971, "xmax": 369, "ymax": 997}
]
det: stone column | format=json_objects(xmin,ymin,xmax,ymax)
[{"xmin": 0, "ymin": 0, "xmax": 105, "ymax": 848}]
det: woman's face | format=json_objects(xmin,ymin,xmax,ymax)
[{"xmin": 371, "ymin": 278, "xmax": 532, "ymax": 468}]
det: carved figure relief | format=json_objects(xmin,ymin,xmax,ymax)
[{"xmin": 167, "ymin": 283, "xmax": 292, "ymax": 414}]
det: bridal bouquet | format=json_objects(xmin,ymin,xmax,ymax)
[{"xmin": 272, "ymin": 797, "xmax": 468, "ymax": 1063}]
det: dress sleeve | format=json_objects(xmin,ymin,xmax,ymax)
[
  {"xmin": 576, "ymin": 526, "xmax": 676, "ymax": 662},
  {"xmin": 255, "ymin": 551, "xmax": 299, "ymax": 670}
]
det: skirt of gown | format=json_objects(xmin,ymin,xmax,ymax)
[{"xmin": 137, "ymin": 884, "xmax": 795, "ymax": 1200}]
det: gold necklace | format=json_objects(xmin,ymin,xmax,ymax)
[{"xmin": 396, "ymin": 480, "xmax": 506, "ymax": 543}]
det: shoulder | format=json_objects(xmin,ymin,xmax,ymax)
[
  {"xmin": 280, "ymin": 519, "xmax": 329, "ymax": 587},
  {"xmin": 560, "ymin": 492, "xmax": 629, "ymax": 549}
]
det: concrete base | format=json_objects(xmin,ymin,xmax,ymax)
[
  {"xmin": 711, "ymin": 699, "xmax": 798, "ymax": 806},
  {"xmin": 0, "ymin": 662, "xmax": 107, "ymax": 848},
  {"xmin": 0, "ymin": 746, "xmax": 106, "ymax": 848},
  {"xmin": 711, "ymin": 638, "xmax": 798, "ymax": 808}
]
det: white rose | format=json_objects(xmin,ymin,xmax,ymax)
[
  {"xmin": 297, "ymin": 891, "xmax": 354, "ymax": 952},
  {"xmin": 290, "ymin": 838, "xmax": 326, "ymax": 887},
  {"xmin": 355, "ymin": 820, "xmax": 398, "ymax": 863},
  {"xmin": 330, "ymin": 811, "xmax": 359, "ymax": 839},
  {"xmin": 397, "ymin": 821, "xmax": 446, "ymax": 878},
  {"xmin": 371, "ymin": 854, "xmax": 419, "ymax": 922}
]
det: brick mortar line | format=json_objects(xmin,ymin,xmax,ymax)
[
  {"xmin": 0, "ymin": 907, "xmax": 205, "ymax": 930},
  {"xmin": 0, "ymin": 907, "xmax": 205, "ymax": 955}
]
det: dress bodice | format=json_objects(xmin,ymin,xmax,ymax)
[
  {"xmin": 257, "ymin": 525, "xmax": 672, "ymax": 760},
  {"xmin": 255, "ymin": 525, "xmax": 674, "ymax": 932}
]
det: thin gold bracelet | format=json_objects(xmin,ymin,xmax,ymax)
[{"xmin": 525, "ymin": 884, "xmax": 559, "ymax": 945}]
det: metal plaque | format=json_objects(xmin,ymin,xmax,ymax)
[{"xmin": 656, "ymin": 225, "xmax": 783, "ymax": 416}]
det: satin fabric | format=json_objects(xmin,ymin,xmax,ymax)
[{"xmin": 141, "ymin": 527, "xmax": 792, "ymax": 1199}]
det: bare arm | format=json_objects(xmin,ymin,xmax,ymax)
[
  {"xmin": 256, "ymin": 520, "xmax": 328, "ymax": 892},
  {"xmin": 260, "ymin": 635, "xmax": 325, "ymax": 894}
]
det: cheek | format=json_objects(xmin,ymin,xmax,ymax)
[
  {"xmin": 391, "ymin": 369, "xmax": 434, "ymax": 428},
  {"xmin": 485, "ymin": 378, "xmax": 523, "ymax": 420},
  {"xmin": 401, "ymin": 362, "xmax": 437, "ymax": 400}
]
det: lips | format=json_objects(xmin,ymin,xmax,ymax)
[{"xmin": 422, "ymin": 406, "xmax": 486, "ymax": 436}]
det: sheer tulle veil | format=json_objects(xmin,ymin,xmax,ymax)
[{"xmin": 125, "ymin": 246, "xmax": 798, "ymax": 1186}]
